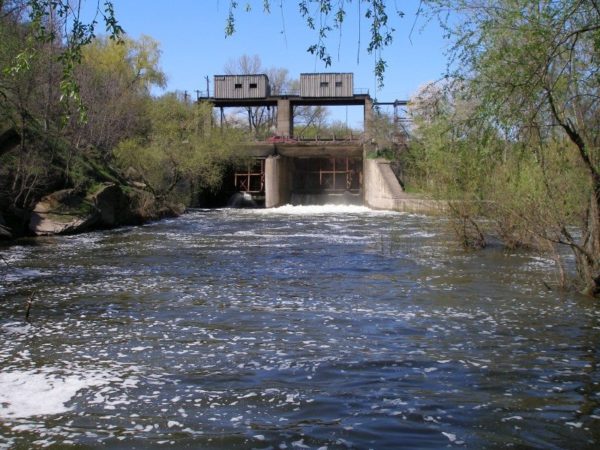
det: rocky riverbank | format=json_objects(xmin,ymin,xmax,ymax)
[{"xmin": 0, "ymin": 182, "xmax": 184, "ymax": 241}]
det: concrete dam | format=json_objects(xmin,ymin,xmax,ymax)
[{"xmin": 207, "ymin": 73, "xmax": 407, "ymax": 209}]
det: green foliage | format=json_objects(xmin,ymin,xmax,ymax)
[
  {"xmin": 8, "ymin": 0, "xmax": 124, "ymax": 122},
  {"xmin": 81, "ymin": 35, "xmax": 166, "ymax": 93},
  {"xmin": 407, "ymin": 78, "xmax": 590, "ymax": 252},
  {"xmin": 487, "ymin": 141, "xmax": 589, "ymax": 250},
  {"xmin": 0, "ymin": 2, "xmax": 164, "ymax": 212},
  {"xmin": 70, "ymin": 35, "xmax": 166, "ymax": 156},
  {"xmin": 408, "ymin": 0, "xmax": 600, "ymax": 291},
  {"xmin": 418, "ymin": 0, "xmax": 600, "ymax": 295},
  {"xmin": 114, "ymin": 96, "xmax": 247, "ymax": 204}
]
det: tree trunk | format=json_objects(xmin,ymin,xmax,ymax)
[
  {"xmin": 577, "ymin": 182, "xmax": 600, "ymax": 296},
  {"xmin": 547, "ymin": 90, "xmax": 600, "ymax": 296}
]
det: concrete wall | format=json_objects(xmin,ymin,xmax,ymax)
[
  {"xmin": 363, "ymin": 156, "xmax": 446, "ymax": 214},
  {"xmin": 363, "ymin": 97, "xmax": 374, "ymax": 140},
  {"xmin": 265, "ymin": 155, "xmax": 293, "ymax": 208},
  {"xmin": 363, "ymin": 157, "xmax": 404, "ymax": 210}
]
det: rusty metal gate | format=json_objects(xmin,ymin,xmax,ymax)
[
  {"xmin": 293, "ymin": 157, "xmax": 362, "ymax": 194},
  {"xmin": 234, "ymin": 159, "xmax": 265, "ymax": 193}
]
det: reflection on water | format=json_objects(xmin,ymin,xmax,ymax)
[{"xmin": 0, "ymin": 206, "xmax": 599, "ymax": 449}]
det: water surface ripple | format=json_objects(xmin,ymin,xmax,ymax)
[{"xmin": 1, "ymin": 206, "xmax": 599, "ymax": 449}]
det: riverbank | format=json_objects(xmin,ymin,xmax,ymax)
[{"xmin": 0, "ymin": 182, "xmax": 185, "ymax": 242}]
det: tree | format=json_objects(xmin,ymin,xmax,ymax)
[
  {"xmin": 0, "ymin": 2, "xmax": 66, "ymax": 209},
  {"xmin": 418, "ymin": 0, "xmax": 600, "ymax": 294},
  {"xmin": 4, "ymin": 0, "xmax": 123, "ymax": 119},
  {"xmin": 71, "ymin": 35, "xmax": 166, "ymax": 156},
  {"xmin": 114, "ymin": 95, "xmax": 247, "ymax": 205},
  {"xmin": 225, "ymin": 0, "xmax": 403, "ymax": 87}
]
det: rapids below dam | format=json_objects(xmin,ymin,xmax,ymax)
[{"xmin": 0, "ymin": 205, "xmax": 599, "ymax": 449}]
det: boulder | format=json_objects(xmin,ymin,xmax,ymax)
[
  {"xmin": 27, "ymin": 183, "xmax": 182, "ymax": 236},
  {"xmin": 28, "ymin": 189, "xmax": 99, "ymax": 236},
  {"xmin": 227, "ymin": 192, "xmax": 257, "ymax": 208},
  {"xmin": 89, "ymin": 183, "xmax": 138, "ymax": 227},
  {"xmin": 157, "ymin": 202, "xmax": 186, "ymax": 218},
  {"xmin": 0, "ymin": 211, "xmax": 13, "ymax": 240}
]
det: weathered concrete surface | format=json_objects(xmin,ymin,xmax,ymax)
[
  {"xmin": 265, "ymin": 155, "xmax": 293, "ymax": 208},
  {"xmin": 363, "ymin": 158, "xmax": 445, "ymax": 214},
  {"xmin": 240, "ymin": 142, "xmax": 363, "ymax": 158},
  {"xmin": 241, "ymin": 144, "xmax": 275, "ymax": 158},
  {"xmin": 277, "ymin": 142, "xmax": 362, "ymax": 158},
  {"xmin": 276, "ymin": 98, "xmax": 293, "ymax": 137},
  {"xmin": 363, "ymin": 97, "xmax": 374, "ymax": 140}
]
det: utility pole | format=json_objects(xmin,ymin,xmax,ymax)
[{"xmin": 205, "ymin": 75, "xmax": 210, "ymax": 97}]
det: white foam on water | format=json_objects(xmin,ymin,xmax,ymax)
[
  {"xmin": 3, "ymin": 268, "xmax": 50, "ymax": 283},
  {"xmin": 1, "ymin": 321, "xmax": 33, "ymax": 336},
  {"xmin": 0, "ymin": 369, "xmax": 110, "ymax": 419},
  {"xmin": 252, "ymin": 204, "xmax": 401, "ymax": 216}
]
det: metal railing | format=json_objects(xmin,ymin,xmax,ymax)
[{"xmin": 295, "ymin": 132, "xmax": 364, "ymax": 143}]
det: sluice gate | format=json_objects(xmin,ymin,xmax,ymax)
[{"xmin": 232, "ymin": 153, "xmax": 363, "ymax": 206}]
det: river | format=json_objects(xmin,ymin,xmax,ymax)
[{"xmin": 1, "ymin": 206, "xmax": 599, "ymax": 449}]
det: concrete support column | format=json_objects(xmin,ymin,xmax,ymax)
[
  {"xmin": 363, "ymin": 97, "xmax": 374, "ymax": 140},
  {"xmin": 276, "ymin": 99, "xmax": 293, "ymax": 137},
  {"xmin": 265, "ymin": 155, "xmax": 293, "ymax": 208}
]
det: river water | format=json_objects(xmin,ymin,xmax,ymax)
[{"xmin": 0, "ymin": 206, "xmax": 599, "ymax": 449}]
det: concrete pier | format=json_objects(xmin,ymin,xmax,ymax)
[
  {"xmin": 276, "ymin": 99, "xmax": 293, "ymax": 137},
  {"xmin": 265, "ymin": 155, "xmax": 293, "ymax": 208}
]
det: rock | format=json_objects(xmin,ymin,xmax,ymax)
[
  {"xmin": 27, "ymin": 183, "xmax": 179, "ymax": 236},
  {"xmin": 89, "ymin": 183, "xmax": 138, "ymax": 227},
  {"xmin": 158, "ymin": 203, "xmax": 186, "ymax": 218},
  {"xmin": 0, "ymin": 211, "xmax": 13, "ymax": 240},
  {"xmin": 227, "ymin": 192, "xmax": 257, "ymax": 208},
  {"xmin": 126, "ymin": 188, "xmax": 159, "ymax": 221},
  {"xmin": 28, "ymin": 189, "xmax": 99, "ymax": 236}
]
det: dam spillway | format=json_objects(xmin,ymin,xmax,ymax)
[
  {"xmin": 231, "ymin": 140, "xmax": 364, "ymax": 207},
  {"xmin": 204, "ymin": 72, "xmax": 408, "ymax": 208}
]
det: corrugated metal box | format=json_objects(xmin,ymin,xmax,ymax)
[
  {"xmin": 300, "ymin": 73, "xmax": 354, "ymax": 97},
  {"xmin": 213, "ymin": 74, "xmax": 270, "ymax": 99}
]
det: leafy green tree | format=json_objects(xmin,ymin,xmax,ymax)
[
  {"xmin": 0, "ymin": 1, "xmax": 125, "ymax": 210},
  {"xmin": 4, "ymin": 0, "xmax": 123, "ymax": 119},
  {"xmin": 408, "ymin": 81, "xmax": 500, "ymax": 248},
  {"xmin": 114, "ymin": 95, "xmax": 247, "ymax": 205},
  {"xmin": 416, "ymin": 0, "xmax": 600, "ymax": 294},
  {"xmin": 72, "ymin": 35, "xmax": 166, "ymax": 156}
]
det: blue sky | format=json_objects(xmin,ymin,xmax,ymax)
[{"xmin": 100, "ymin": 1, "xmax": 450, "ymax": 127}]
